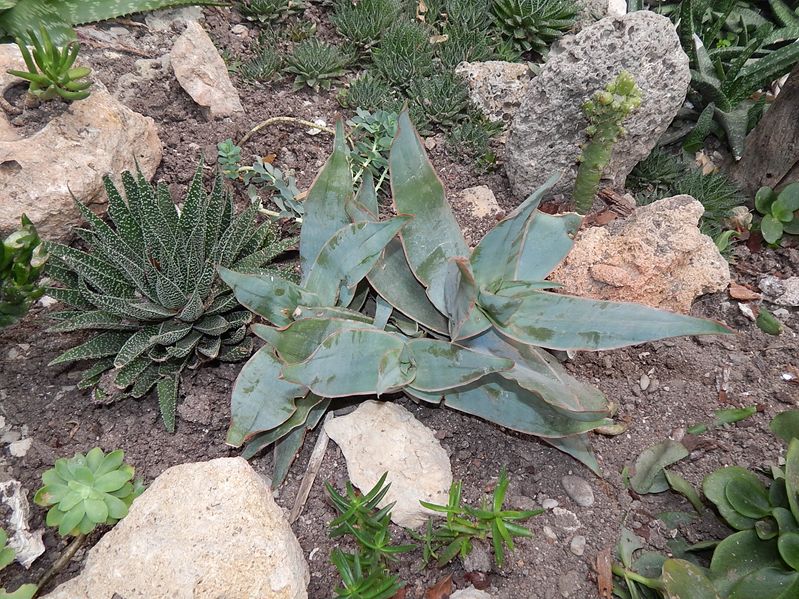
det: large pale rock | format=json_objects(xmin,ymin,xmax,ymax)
[
  {"xmin": 0, "ymin": 45, "xmax": 161, "ymax": 239},
  {"xmin": 550, "ymin": 196, "xmax": 730, "ymax": 313},
  {"xmin": 325, "ymin": 401, "xmax": 452, "ymax": 529},
  {"xmin": 41, "ymin": 458, "xmax": 308, "ymax": 599},
  {"xmin": 170, "ymin": 21, "xmax": 244, "ymax": 119},
  {"xmin": 454, "ymin": 61, "xmax": 532, "ymax": 124},
  {"xmin": 577, "ymin": 0, "xmax": 626, "ymax": 25},
  {"xmin": 506, "ymin": 11, "xmax": 690, "ymax": 200}
]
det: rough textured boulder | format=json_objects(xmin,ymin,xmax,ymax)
[
  {"xmin": 170, "ymin": 20, "xmax": 244, "ymax": 119},
  {"xmin": 41, "ymin": 458, "xmax": 309, "ymax": 599},
  {"xmin": 505, "ymin": 11, "xmax": 690, "ymax": 200},
  {"xmin": 549, "ymin": 196, "xmax": 730, "ymax": 313},
  {"xmin": 0, "ymin": 45, "xmax": 161, "ymax": 239},
  {"xmin": 325, "ymin": 401, "xmax": 452, "ymax": 529},
  {"xmin": 454, "ymin": 61, "xmax": 532, "ymax": 125}
]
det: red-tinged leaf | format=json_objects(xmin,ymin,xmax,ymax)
[
  {"xmin": 729, "ymin": 282, "xmax": 761, "ymax": 301},
  {"xmin": 424, "ymin": 574, "xmax": 453, "ymax": 599}
]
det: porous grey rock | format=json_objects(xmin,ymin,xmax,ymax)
[
  {"xmin": 561, "ymin": 475, "xmax": 595, "ymax": 507},
  {"xmin": 170, "ymin": 20, "xmax": 244, "ymax": 119},
  {"xmin": 145, "ymin": 6, "xmax": 204, "ymax": 32},
  {"xmin": 325, "ymin": 401, "xmax": 452, "ymax": 528},
  {"xmin": 41, "ymin": 458, "xmax": 309, "ymax": 599},
  {"xmin": 549, "ymin": 196, "xmax": 730, "ymax": 313},
  {"xmin": 0, "ymin": 45, "xmax": 161, "ymax": 239},
  {"xmin": 506, "ymin": 11, "xmax": 690, "ymax": 200},
  {"xmin": 451, "ymin": 587, "xmax": 493, "ymax": 598},
  {"xmin": 454, "ymin": 61, "xmax": 532, "ymax": 124},
  {"xmin": 577, "ymin": 0, "xmax": 626, "ymax": 26},
  {"xmin": 759, "ymin": 275, "xmax": 799, "ymax": 307}
]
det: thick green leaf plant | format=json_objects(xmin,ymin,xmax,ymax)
[{"xmin": 220, "ymin": 110, "xmax": 730, "ymax": 485}]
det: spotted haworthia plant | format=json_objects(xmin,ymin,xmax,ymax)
[{"xmin": 219, "ymin": 109, "xmax": 731, "ymax": 486}]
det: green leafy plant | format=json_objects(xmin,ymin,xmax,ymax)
[
  {"xmin": 45, "ymin": 163, "xmax": 296, "ymax": 432},
  {"xmin": 0, "ymin": 0, "xmax": 220, "ymax": 44},
  {"xmin": 372, "ymin": 20, "xmax": 435, "ymax": 88},
  {"xmin": 34, "ymin": 447, "xmax": 143, "ymax": 537},
  {"xmin": 755, "ymin": 182, "xmax": 799, "ymax": 244},
  {"xmin": 7, "ymin": 27, "xmax": 91, "ymax": 101},
  {"xmin": 283, "ymin": 38, "xmax": 349, "ymax": 91},
  {"xmin": 240, "ymin": 43, "xmax": 282, "ymax": 81},
  {"xmin": 573, "ymin": 71, "xmax": 642, "ymax": 214},
  {"xmin": 614, "ymin": 409, "xmax": 799, "ymax": 598},
  {"xmin": 410, "ymin": 69, "xmax": 471, "ymax": 128},
  {"xmin": 326, "ymin": 473, "xmax": 410, "ymax": 599},
  {"xmin": 217, "ymin": 138, "xmax": 243, "ymax": 180},
  {"xmin": 1, "ymin": 215, "xmax": 47, "ymax": 329},
  {"xmin": 447, "ymin": 113, "xmax": 501, "ymax": 170},
  {"xmin": 491, "ymin": 0, "xmax": 578, "ymax": 56},
  {"xmin": 338, "ymin": 72, "xmax": 400, "ymax": 112},
  {"xmin": 419, "ymin": 468, "xmax": 542, "ymax": 567},
  {"xmin": 685, "ymin": 23, "xmax": 799, "ymax": 159},
  {"xmin": 438, "ymin": 24, "xmax": 494, "ymax": 67},
  {"xmin": 218, "ymin": 109, "xmax": 729, "ymax": 486},
  {"xmin": 238, "ymin": 0, "xmax": 304, "ymax": 23},
  {"xmin": 332, "ymin": 0, "xmax": 402, "ymax": 49},
  {"xmin": 348, "ymin": 108, "xmax": 399, "ymax": 195},
  {"xmin": 0, "ymin": 529, "xmax": 37, "ymax": 599}
]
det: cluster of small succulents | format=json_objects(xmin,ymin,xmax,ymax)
[{"xmin": 284, "ymin": 38, "xmax": 350, "ymax": 91}]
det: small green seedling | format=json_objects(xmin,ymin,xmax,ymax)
[
  {"xmin": 325, "ymin": 473, "xmax": 411, "ymax": 598},
  {"xmin": 755, "ymin": 183, "xmax": 799, "ymax": 244},
  {"xmin": 34, "ymin": 447, "xmax": 144, "ymax": 537},
  {"xmin": 420, "ymin": 468, "xmax": 542, "ymax": 568},
  {"xmin": 7, "ymin": 27, "xmax": 91, "ymax": 102},
  {"xmin": 1, "ymin": 528, "xmax": 37, "ymax": 599},
  {"xmin": 1, "ymin": 215, "xmax": 47, "ymax": 329}
]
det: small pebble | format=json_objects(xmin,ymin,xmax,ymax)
[
  {"xmin": 543, "ymin": 526, "xmax": 558, "ymax": 541},
  {"xmin": 9, "ymin": 438, "xmax": 32, "ymax": 457},
  {"xmin": 569, "ymin": 535, "xmax": 586, "ymax": 556},
  {"xmin": 561, "ymin": 475, "xmax": 594, "ymax": 507},
  {"xmin": 639, "ymin": 373, "xmax": 650, "ymax": 391},
  {"xmin": 230, "ymin": 24, "xmax": 249, "ymax": 36},
  {"xmin": 542, "ymin": 498, "xmax": 559, "ymax": 510}
]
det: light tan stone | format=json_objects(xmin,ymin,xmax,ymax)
[
  {"xmin": 0, "ymin": 45, "xmax": 161, "ymax": 239},
  {"xmin": 325, "ymin": 401, "xmax": 452, "ymax": 529},
  {"xmin": 41, "ymin": 458, "xmax": 308, "ymax": 599},
  {"xmin": 458, "ymin": 185, "xmax": 501, "ymax": 219},
  {"xmin": 170, "ymin": 21, "xmax": 244, "ymax": 119},
  {"xmin": 549, "ymin": 196, "xmax": 730, "ymax": 313},
  {"xmin": 455, "ymin": 61, "xmax": 532, "ymax": 125}
]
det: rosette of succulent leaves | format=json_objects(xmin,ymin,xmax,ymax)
[
  {"xmin": 0, "ymin": 0, "xmax": 220, "ymax": 42},
  {"xmin": 44, "ymin": 164, "xmax": 297, "ymax": 432},
  {"xmin": 219, "ymin": 110, "xmax": 730, "ymax": 487}
]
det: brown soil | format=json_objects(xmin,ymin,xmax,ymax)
[{"xmin": 2, "ymin": 8, "xmax": 798, "ymax": 599}]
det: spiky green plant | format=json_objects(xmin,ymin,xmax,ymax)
[
  {"xmin": 673, "ymin": 169, "xmax": 746, "ymax": 238},
  {"xmin": 446, "ymin": 0, "xmax": 493, "ymax": 31},
  {"xmin": 332, "ymin": 0, "xmax": 403, "ymax": 48},
  {"xmin": 7, "ymin": 26, "xmax": 91, "ymax": 101},
  {"xmin": 410, "ymin": 69, "xmax": 471, "ymax": 128},
  {"xmin": 45, "ymin": 163, "xmax": 296, "ymax": 432},
  {"xmin": 240, "ymin": 44, "xmax": 282, "ymax": 81},
  {"xmin": 438, "ymin": 25, "xmax": 494, "ymax": 67},
  {"xmin": 338, "ymin": 72, "xmax": 401, "ymax": 112},
  {"xmin": 491, "ymin": 0, "xmax": 579, "ymax": 55},
  {"xmin": 627, "ymin": 147, "xmax": 687, "ymax": 202},
  {"xmin": 238, "ymin": 0, "xmax": 304, "ymax": 23},
  {"xmin": 573, "ymin": 71, "xmax": 642, "ymax": 214},
  {"xmin": 34, "ymin": 447, "xmax": 143, "ymax": 537},
  {"xmin": 685, "ymin": 20, "xmax": 799, "ymax": 158},
  {"xmin": 372, "ymin": 20, "xmax": 435, "ymax": 88},
  {"xmin": 1, "ymin": 215, "xmax": 47, "ymax": 329},
  {"xmin": 0, "ymin": 0, "xmax": 221, "ymax": 44},
  {"xmin": 283, "ymin": 38, "xmax": 349, "ymax": 91},
  {"xmin": 447, "ymin": 114, "xmax": 501, "ymax": 170},
  {"xmin": 218, "ymin": 110, "xmax": 729, "ymax": 486}
]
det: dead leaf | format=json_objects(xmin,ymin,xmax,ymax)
[
  {"xmin": 392, "ymin": 588, "xmax": 407, "ymax": 599},
  {"xmin": 425, "ymin": 573, "xmax": 453, "ymax": 599},
  {"xmin": 596, "ymin": 547, "xmax": 613, "ymax": 599},
  {"xmin": 465, "ymin": 572, "xmax": 490, "ymax": 590},
  {"xmin": 729, "ymin": 282, "xmax": 761, "ymax": 301},
  {"xmin": 263, "ymin": 153, "xmax": 276, "ymax": 164},
  {"xmin": 585, "ymin": 209, "xmax": 618, "ymax": 227},
  {"xmin": 430, "ymin": 34, "xmax": 449, "ymax": 44}
]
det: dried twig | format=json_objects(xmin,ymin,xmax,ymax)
[
  {"xmin": 289, "ymin": 413, "xmax": 333, "ymax": 523},
  {"xmin": 238, "ymin": 116, "xmax": 336, "ymax": 147}
]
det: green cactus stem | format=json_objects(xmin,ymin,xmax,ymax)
[{"xmin": 572, "ymin": 71, "xmax": 642, "ymax": 215}]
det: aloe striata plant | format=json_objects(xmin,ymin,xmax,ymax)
[{"xmin": 219, "ymin": 110, "xmax": 730, "ymax": 486}]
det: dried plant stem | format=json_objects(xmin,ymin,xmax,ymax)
[
  {"xmin": 239, "ymin": 116, "xmax": 336, "ymax": 147},
  {"xmin": 34, "ymin": 533, "xmax": 87, "ymax": 595}
]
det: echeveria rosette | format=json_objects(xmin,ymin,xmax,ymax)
[{"xmin": 34, "ymin": 448, "xmax": 143, "ymax": 537}]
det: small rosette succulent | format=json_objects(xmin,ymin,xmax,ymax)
[{"xmin": 34, "ymin": 448, "xmax": 143, "ymax": 537}]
